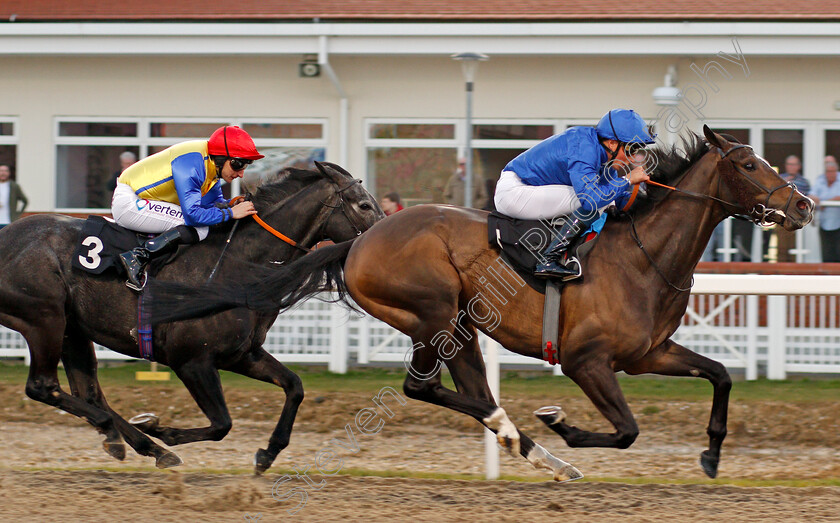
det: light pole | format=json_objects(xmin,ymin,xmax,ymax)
[{"xmin": 452, "ymin": 52, "xmax": 488, "ymax": 208}]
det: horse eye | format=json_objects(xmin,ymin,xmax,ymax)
[
  {"xmin": 359, "ymin": 203, "xmax": 372, "ymax": 211},
  {"xmin": 744, "ymin": 162, "xmax": 755, "ymax": 171}
]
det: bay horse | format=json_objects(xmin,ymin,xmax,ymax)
[
  {"xmin": 0, "ymin": 162, "xmax": 382, "ymax": 473},
  {"xmin": 150, "ymin": 127, "xmax": 814, "ymax": 480}
]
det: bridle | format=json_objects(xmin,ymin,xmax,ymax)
[
  {"xmin": 645, "ymin": 144, "xmax": 795, "ymax": 227},
  {"xmin": 208, "ymin": 176, "xmax": 367, "ymax": 282},
  {"xmin": 248, "ymin": 177, "xmax": 366, "ymax": 253},
  {"xmin": 629, "ymin": 143, "xmax": 797, "ymax": 293}
]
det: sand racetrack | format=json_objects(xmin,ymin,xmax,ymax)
[{"xmin": 0, "ymin": 382, "xmax": 837, "ymax": 521}]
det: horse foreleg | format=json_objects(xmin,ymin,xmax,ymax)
[
  {"xmin": 61, "ymin": 332, "xmax": 182, "ymax": 468},
  {"xmin": 623, "ymin": 339, "xmax": 732, "ymax": 478},
  {"xmin": 445, "ymin": 325, "xmax": 582, "ymax": 482},
  {"xmin": 130, "ymin": 361, "xmax": 232, "ymax": 446},
  {"xmin": 223, "ymin": 347, "xmax": 304, "ymax": 475},
  {"xmin": 537, "ymin": 358, "xmax": 640, "ymax": 449}
]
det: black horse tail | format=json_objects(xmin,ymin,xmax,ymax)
[{"xmin": 147, "ymin": 239, "xmax": 357, "ymax": 325}]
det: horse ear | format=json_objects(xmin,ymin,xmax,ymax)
[
  {"xmin": 703, "ymin": 125, "xmax": 732, "ymax": 153},
  {"xmin": 314, "ymin": 161, "xmax": 346, "ymax": 185}
]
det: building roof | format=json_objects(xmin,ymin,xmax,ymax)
[{"xmin": 3, "ymin": 0, "xmax": 840, "ymax": 22}]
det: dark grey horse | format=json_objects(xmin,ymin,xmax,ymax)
[{"xmin": 0, "ymin": 162, "xmax": 382, "ymax": 473}]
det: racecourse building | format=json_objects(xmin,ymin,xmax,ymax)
[{"xmin": 1, "ymin": 1, "xmax": 839, "ymax": 260}]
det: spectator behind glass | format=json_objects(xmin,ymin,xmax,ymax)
[
  {"xmin": 0, "ymin": 164, "xmax": 28, "ymax": 229},
  {"xmin": 812, "ymin": 155, "xmax": 840, "ymax": 262},
  {"xmin": 444, "ymin": 157, "xmax": 487, "ymax": 209},
  {"xmin": 770, "ymin": 155, "xmax": 811, "ymax": 262},
  {"xmin": 380, "ymin": 192, "xmax": 404, "ymax": 216},
  {"xmin": 109, "ymin": 151, "xmax": 138, "ymax": 194}
]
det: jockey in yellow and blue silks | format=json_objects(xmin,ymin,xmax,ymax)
[
  {"xmin": 111, "ymin": 125, "xmax": 263, "ymax": 290},
  {"xmin": 494, "ymin": 109, "xmax": 655, "ymax": 280}
]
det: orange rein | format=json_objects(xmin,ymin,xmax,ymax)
[{"xmin": 229, "ymin": 195, "xmax": 311, "ymax": 253}]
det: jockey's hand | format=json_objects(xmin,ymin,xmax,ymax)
[
  {"xmin": 628, "ymin": 166, "xmax": 650, "ymax": 185},
  {"xmin": 231, "ymin": 200, "xmax": 257, "ymax": 219}
]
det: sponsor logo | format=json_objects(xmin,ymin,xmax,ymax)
[{"xmin": 135, "ymin": 199, "xmax": 149, "ymax": 211}]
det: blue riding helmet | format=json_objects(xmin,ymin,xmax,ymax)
[{"xmin": 595, "ymin": 109, "xmax": 657, "ymax": 145}]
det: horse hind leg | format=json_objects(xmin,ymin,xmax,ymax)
[
  {"xmin": 444, "ymin": 322, "xmax": 582, "ymax": 482},
  {"xmin": 23, "ymin": 320, "xmax": 124, "ymax": 460},
  {"xmin": 623, "ymin": 339, "xmax": 731, "ymax": 478},
  {"xmin": 61, "ymin": 331, "xmax": 182, "ymax": 468},
  {"xmin": 223, "ymin": 347, "xmax": 304, "ymax": 475}
]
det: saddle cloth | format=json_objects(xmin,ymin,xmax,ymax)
[
  {"xmin": 71, "ymin": 215, "xmax": 171, "ymax": 277},
  {"xmin": 486, "ymin": 211, "xmax": 605, "ymax": 293}
]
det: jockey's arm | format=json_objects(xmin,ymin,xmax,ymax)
[
  {"xmin": 171, "ymin": 153, "xmax": 232, "ymax": 227},
  {"xmin": 568, "ymin": 158, "xmax": 631, "ymax": 214}
]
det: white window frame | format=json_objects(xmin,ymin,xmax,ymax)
[{"xmin": 53, "ymin": 116, "xmax": 329, "ymax": 213}]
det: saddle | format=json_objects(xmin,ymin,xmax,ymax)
[
  {"xmin": 71, "ymin": 215, "xmax": 175, "ymax": 278},
  {"xmin": 486, "ymin": 211, "xmax": 605, "ymax": 294},
  {"xmin": 487, "ymin": 211, "xmax": 606, "ymax": 366}
]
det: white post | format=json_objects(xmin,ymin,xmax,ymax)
[
  {"xmin": 484, "ymin": 336, "xmax": 500, "ymax": 480},
  {"xmin": 767, "ymin": 295, "xmax": 787, "ymax": 380},
  {"xmin": 357, "ymin": 314, "xmax": 370, "ymax": 365},
  {"xmin": 329, "ymin": 306, "xmax": 348, "ymax": 374},
  {"xmin": 745, "ymin": 294, "xmax": 758, "ymax": 380}
]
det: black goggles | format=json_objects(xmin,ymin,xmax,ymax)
[
  {"xmin": 229, "ymin": 158, "xmax": 253, "ymax": 171},
  {"xmin": 625, "ymin": 143, "xmax": 647, "ymax": 156}
]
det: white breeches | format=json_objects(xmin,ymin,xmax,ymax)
[
  {"xmin": 111, "ymin": 183, "xmax": 208, "ymax": 240},
  {"xmin": 493, "ymin": 171, "xmax": 581, "ymax": 220}
]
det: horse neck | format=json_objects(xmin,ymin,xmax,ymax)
[
  {"xmin": 237, "ymin": 182, "xmax": 334, "ymax": 263},
  {"xmin": 632, "ymin": 153, "xmax": 729, "ymax": 282}
]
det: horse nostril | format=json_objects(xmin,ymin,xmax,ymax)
[{"xmin": 796, "ymin": 199, "xmax": 810, "ymax": 212}]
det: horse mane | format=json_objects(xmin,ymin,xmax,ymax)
[
  {"xmin": 248, "ymin": 167, "xmax": 327, "ymax": 211},
  {"xmin": 630, "ymin": 132, "xmax": 712, "ymax": 214}
]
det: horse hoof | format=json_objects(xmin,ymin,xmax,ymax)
[
  {"xmin": 254, "ymin": 448, "xmax": 273, "ymax": 475},
  {"xmin": 700, "ymin": 450, "xmax": 719, "ymax": 478},
  {"xmin": 555, "ymin": 464, "xmax": 584, "ymax": 483},
  {"xmin": 103, "ymin": 440, "xmax": 126, "ymax": 461},
  {"xmin": 534, "ymin": 406, "xmax": 567, "ymax": 426},
  {"xmin": 129, "ymin": 412, "xmax": 160, "ymax": 432},
  {"xmin": 156, "ymin": 451, "xmax": 183, "ymax": 469}
]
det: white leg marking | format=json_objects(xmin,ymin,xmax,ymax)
[
  {"xmin": 527, "ymin": 443, "xmax": 584, "ymax": 483},
  {"xmin": 483, "ymin": 407, "xmax": 521, "ymax": 456}
]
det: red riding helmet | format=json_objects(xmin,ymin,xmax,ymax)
[{"xmin": 208, "ymin": 126, "xmax": 264, "ymax": 160}]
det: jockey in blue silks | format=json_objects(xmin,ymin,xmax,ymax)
[{"xmin": 494, "ymin": 109, "xmax": 655, "ymax": 280}]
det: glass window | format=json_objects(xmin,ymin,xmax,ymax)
[
  {"xmin": 0, "ymin": 122, "xmax": 13, "ymax": 136},
  {"xmin": 826, "ymin": 130, "xmax": 840, "ymax": 161},
  {"xmin": 242, "ymin": 123, "xmax": 323, "ymax": 140},
  {"xmin": 367, "ymin": 147, "xmax": 456, "ymax": 205},
  {"xmin": 59, "ymin": 122, "xmax": 137, "ymax": 137},
  {"xmin": 763, "ymin": 129, "xmax": 804, "ymax": 174},
  {"xmin": 0, "ymin": 146, "xmax": 16, "ymax": 178},
  {"xmin": 56, "ymin": 118, "xmax": 327, "ymax": 210},
  {"xmin": 369, "ymin": 124, "xmax": 455, "ymax": 140},
  {"xmin": 56, "ymin": 145, "xmax": 139, "ymax": 209},
  {"xmin": 473, "ymin": 124, "xmax": 553, "ymax": 140},
  {"xmin": 150, "ymin": 122, "xmax": 227, "ymax": 138}
]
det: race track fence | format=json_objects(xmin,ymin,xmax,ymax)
[{"xmin": 1, "ymin": 275, "xmax": 839, "ymax": 380}]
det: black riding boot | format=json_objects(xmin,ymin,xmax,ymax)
[
  {"xmin": 119, "ymin": 226, "xmax": 196, "ymax": 291},
  {"xmin": 534, "ymin": 214, "xmax": 599, "ymax": 280}
]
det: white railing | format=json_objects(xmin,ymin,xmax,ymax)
[{"xmin": 1, "ymin": 275, "xmax": 839, "ymax": 379}]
